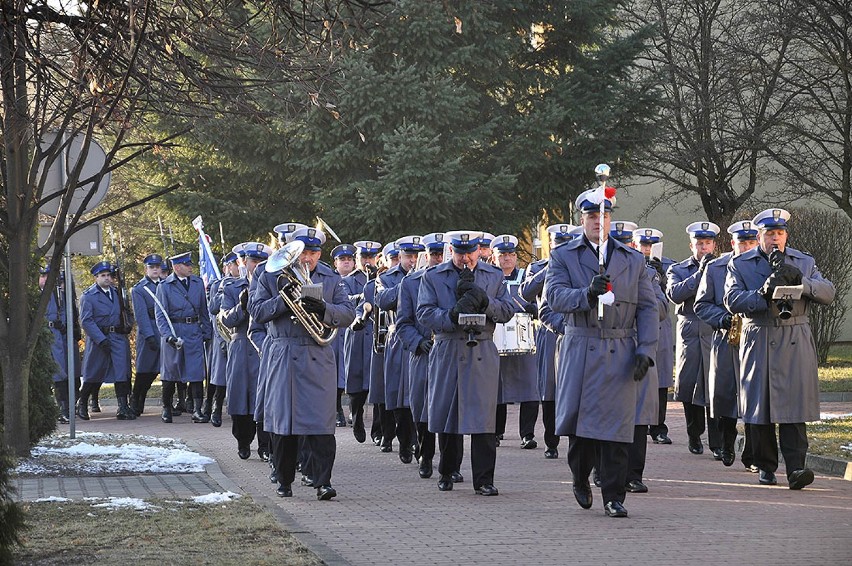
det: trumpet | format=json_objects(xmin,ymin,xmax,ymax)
[
  {"xmin": 266, "ymin": 240, "xmax": 338, "ymax": 346},
  {"xmin": 373, "ymin": 273, "xmax": 394, "ymax": 355}
]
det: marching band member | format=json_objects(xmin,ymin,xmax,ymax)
[
  {"xmin": 724, "ymin": 209, "xmax": 834, "ymax": 489},
  {"xmin": 667, "ymin": 222, "xmax": 722, "ymax": 457},
  {"xmin": 545, "ymin": 190, "xmax": 658, "ymax": 518},
  {"xmin": 478, "ymin": 232, "xmax": 496, "ymax": 265},
  {"xmin": 40, "ymin": 266, "xmax": 81, "ymax": 423},
  {"xmin": 332, "ymin": 244, "xmax": 358, "ymax": 428},
  {"xmin": 344, "ymin": 240, "xmax": 382, "ymax": 443},
  {"xmin": 519, "ymin": 223, "xmax": 579, "ymax": 459},
  {"xmin": 610, "ymin": 221, "xmax": 638, "ymax": 246},
  {"xmin": 78, "ymin": 261, "xmax": 134, "ymax": 420},
  {"xmin": 130, "ymin": 254, "xmax": 165, "ymax": 416},
  {"xmin": 378, "ymin": 235, "xmax": 425, "ymax": 463},
  {"xmin": 396, "ymin": 232, "xmax": 445, "ymax": 478},
  {"xmin": 694, "ymin": 221, "xmax": 759, "ymax": 467},
  {"xmin": 219, "ymin": 242, "xmax": 274, "ymax": 458},
  {"xmin": 634, "ymin": 228, "xmax": 675, "ymax": 445},
  {"xmin": 369, "ymin": 241, "xmax": 400, "ymax": 450},
  {"xmin": 491, "ymin": 234, "xmax": 540, "ymax": 450},
  {"xmin": 204, "ymin": 252, "xmax": 240, "ymax": 424},
  {"xmin": 250, "ymin": 227, "xmax": 355, "ymax": 500},
  {"xmin": 155, "ymin": 252, "xmax": 213, "ymax": 424},
  {"xmin": 417, "ymin": 230, "xmax": 515, "ymax": 496}
]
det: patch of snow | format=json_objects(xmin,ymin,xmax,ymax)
[
  {"xmin": 191, "ymin": 491, "xmax": 241, "ymax": 504},
  {"xmin": 841, "ymin": 444, "xmax": 852, "ymax": 453},
  {"xmin": 89, "ymin": 497, "xmax": 158, "ymax": 511},
  {"xmin": 818, "ymin": 412, "xmax": 852, "ymax": 421},
  {"xmin": 33, "ymin": 496, "xmax": 71, "ymax": 503}
]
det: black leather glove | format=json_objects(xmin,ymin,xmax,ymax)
[
  {"xmin": 463, "ymin": 286, "xmax": 489, "ymax": 313},
  {"xmin": 301, "ymin": 296, "xmax": 327, "ymax": 318},
  {"xmin": 145, "ymin": 336, "xmax": 159, "ymax": 350},
  {"xmin": 775, "ymin": 264, "xmax": 803, "ymax": 286},
  {"xmin": 239, "ymin": 288, "xmax": 249, "ymax": 311},
  {"xmin": 417, "ymin": 339, "xmax": 434, "ymax": 355},
  {"xmin": 648, "ymin": 257, "xmax": 666, "ymax": 280},
  {"xmin": 587, "ymin": 274, "xmax": 611, "ymax": 302},
  {"xmin": 456, "ymin": 267, "xmax": 475, "ymax": 298},
  {"xmin": 54, "ymin": 320, "xmax": 66, "ymax": 334},
  {"xmin": 633, "ymin": 354, "xmax": 652, "ymax": 381},
  {"xmin": 769, "ymin": 248, "xmax": 785, "ymax": 267},
  {"xmin": 760, "ymin": 272, "xmax": 783, "ymax": 301},
  {"xmin": 449, "ymin": 294, "xmax": 477, "ymax": 323},
  {"xmin": 720, "ymin": 313, "xmax": 733, "ymax": 330},
  {"xmin": 351, "ymin": 317, "xmax": 366, "ymax": 331},
  {"xmin": 166, "ymin": 336, "xmax": 179, "ymax": 349},
  {"xmin": 523, "ymin": 302, "xmax": 538, "ymax": 316},
  {"xmin": 698, "ymin": 253, "xmax": 714, "ymax": 272},
  {"xmin": 99, "ymin": 339, "xmax": 110, "ymax": 353}
]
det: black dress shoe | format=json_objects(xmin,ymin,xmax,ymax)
[
  {"xmin": 77, "ymin": 404, "xmax": 90, "ymax": 421},
  {"xmin": 593, "ymin": 469, "xmax": 602, "ymax": 488},
  {"xmin": 237, "ymin": 447, "xmax": 251, "ymax": 460},
  {"xmin": 258, "ymin": 448, "xmax": 270, "ymax": 462},
  {"xmin": 380, "ymin": 445, "xmax": 393, "ymax": 453},
  {"xmin": 418, "ymin": 458, "xmax": 433, "ymax": 479},
  {"xmin": 451, "ymin": 471, "xmax": 464, "ymax": 483},
  {"xmin": 372, "ymin": 436, "xmax": 382, "ymax": 446},
  {"xmin": 721, "ymin": 450, "xmax": 735, "ymax": 467},
  {"xmin": 788, "ymin": 468, "xmax": 814, "ymax": 490},
  {"xmin": 399, "ymin": 451, "xmax": 413, "ymax": 464},
  {"xmin": 604, "ymin": 501, "xmax": 628, "ymax": 518},
  {"xmin": 353, "ymin": 422, "xmax": 366, "ymax": 443},
  {"xmin": 520, "ymin": 435, "xmax": 538, "ymax": 449},
  {"xmin": 276, "ymin": 484, "xmax": 293, "ymax": 498},
  {"xmin": 301, "ymin": 475, "xmax": 315, "ymax": 487},
  {"xmin": 688, "ymin": 437, "xmax": 704, "ymax": 455},
  {"xmin": 476, "ymin": 484, "xmax": 499, "ymax": 496},
  {"xmin": 495, "ymin": 435, "xmax": 501, "ymax": 447},
  {"xmin": 336, "ymin": 410, "xmax": 347, "ymax": 427},
  {"xmin": 90, "ymin": 400, "xmax": 101, "ymax": 413},
  {"xmin": 758, "ymin": 469, "xmax": 777, "ymax": 485},
  {"xmin": 652, "ymin": 433, "xmax": 672, "ymax": 445},
  {"xmin": 625, "ymin": 480, "xmax": 648, "ymax": 493},
  {"xmin": 745, "ymin": 463, "xmax": 759, "ymax": 473},
  {"xmin": 160, "ymin": 408, "xmax": 171, "ymax": 423},
  {"xmin": 544, "ymin": 448, "xmax": 559, "ymax": 459},
  {"xmin": 712, "ymin": 448, "xmax": 723, "ymax": 461},
  {"xmin": 316, "ymin": 485, "xmax": 337, "ymax": 501},
  {"xmin": 572, "ymin": 482, "xmax": 593, "ymax": 509},
  {"xmin": 269, "ymin": 470, "xmax": 278, "ymax": 483},
  {"xmin": 210, "ymin": 413, "xmax": 222, "ymax": 427},
  {"xmin": 437, "ymin": 477, "xmax": 453, "ymax": 491}
]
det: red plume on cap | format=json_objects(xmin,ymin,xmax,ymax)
[{"xmin": 604, "ymin": 186, "xmax": 617, "ymax": 199}]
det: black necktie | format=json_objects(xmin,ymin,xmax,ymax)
[
  {"xmin": 106, "ymin": 289, "xmax": 112, "ymax": 301},
  {"xmin": 181, "ymin": 278, "xmax": 189, "ymax": 291}
]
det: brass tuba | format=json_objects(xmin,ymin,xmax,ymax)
[
  {"xmin": 727, "ymin": 313, "xmax": 743, "ymax": 346},
  {"xmin": 266, "ymin": 240, "xmax": 338, "ymax": 346},
  {"xmin": 215, "ymin": 310, "xmax": 236, "ymax": 344}
]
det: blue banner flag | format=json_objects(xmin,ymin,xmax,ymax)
[{"xmin": 192, "ymin": 216, "xmax": 221, "ymax": 287}]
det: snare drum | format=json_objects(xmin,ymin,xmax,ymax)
[{"xmin": 494, "ymin": 313, "xmax": 536, "ymax": 356}]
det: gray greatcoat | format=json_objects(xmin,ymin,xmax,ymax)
[
  {"xmin": 342, "ymin": 270, "xmax": 373, "ymax": 394},
  {"xmin": 364, "ymin": 279, "xmax": 386, "ymax": 405},
  {"xmin": 155, "ymin": 273, "xmax": 212, "ymax": 383},
  {"xmin": 497, "ymin": 267, "xmax": 539, "ymax": 403},
  {"xmin": 545, "ymin": 237, "xmax": 659, "ymax": 443},
  {"xmin": 219, "ymin": 277, "xmax": 258, "ymax": 415},
  {"xmin": 248, "ymin": 261, "xmax": 269, "ymax": 422},
  {"xmin": 656, "ymin": 257, "xmax": 676, "ymax": 388},
  {"xmin": 131, "ymin": 276, "xmax": 162, "ymax": 374},
  {"xmin": 44, "ymin": 284, "xmax": 82, "ymax": 382},
  {"xmin": 377, "ymin": 265, "xmax": 409, "ymax": 410},
  {"xmin": 417, "ymin": 261, "xmax": 514, "ymax": 434},
  {"xmin": 80, "ymin": 284, "xmax": 131, "ymax": 383},
  {"xmin": 667, "ymin": 256, "xmax": 713, "ymax": 405},
  {"xmin": 250, "ymin": 261, "xmax": 355, "ymax": 436},
  {"xmin": 724, "ymin": 246, "xmax": 835, "ymax": 424},
  {"xmin": 694, "ymin": 254, "xmax": 740, "ymax": 419},
  {"xmin": 520, "ymin": 261, "xmax": 562, "ymax": 402},
  {"xmin": 636, "ymin": 265, "xmax": 665, "ymax": 425},
  {"xmin": 417, "ymin": 262, "xmax": 514, "ymax": 434},
  {"xmin": 395, "ymin": 269, "xmax": 431, "ymax": 423},
  {"xmin": 207, "ymin": 277, "xmax": 229, "ymax": 387}
]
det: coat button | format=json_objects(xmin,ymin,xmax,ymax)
[
  {"xmin": 590, "ymin": 346, "xmax": 595, "ymax": 351},
  {"xmin": 610, "ymin": 349, "xmax": 615, "ymax": 353},
  {"xmin": 770, "ymin": 341, "xmax": 776, "ymax": 346}
]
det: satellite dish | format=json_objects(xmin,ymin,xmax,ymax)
[{"xmin": 38, "ymin": 131, "xmax": 110, "ymax": 218}]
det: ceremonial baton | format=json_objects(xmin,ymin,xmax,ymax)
[
  {"xmin": 144, "ymin": 287, "xmax": 184, "ymax": 349},
  {"xmin": 594, "ymin": 163, "xmax": 613, "ymax": 321}
]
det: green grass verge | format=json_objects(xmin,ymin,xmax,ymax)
[
  {"xmin": 14, "ymin": 497, "xmax": 322, "ymax": 565},
  {"xmin": 819, "ymin": 343, "xmax": 852, "ymax": 392},
  {"xmin": 807, "ymin": 416, "xmax": 852, "ymax": 461}
]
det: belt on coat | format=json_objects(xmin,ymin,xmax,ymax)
[
  {"xmin": 434, "ymin": 331, "xmax": 494, "ymax": 341},
  {"xmin": 743, "ymin": 315, "xmax": 809, "ymax": 327},
  {"xmin": 269, "ymin": 335, "xmax": 322, "ymax": 346},
  {"xmin": 563, "ymin": 327, "xmax": 636, "ymax": 339},
  {"xmin": 47, "ymin": 321, "xmax": 59, "ymax": 329},
  {"xmin": 170, "ymin": 316, "xmax": 199, "ymax": 324},
  {"xmin": 99, "ymin": 326, "xmax": 118, "ymax": 333}
]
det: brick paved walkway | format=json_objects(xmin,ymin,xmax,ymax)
[{"xmin": 23, "ymin": 401, "xmax": 852, "ymax": 566}]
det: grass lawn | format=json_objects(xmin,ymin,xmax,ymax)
[
  {"xmin": 819, "ymin": 343, "xmax": 852, "ymax": 392},
  {"xmin": 807, "ymin": 417, "xmax": 852, "ymax": 461},
  {"xmin": 14, "ymin": 497, "xmax": 321, "ymax": 565}
]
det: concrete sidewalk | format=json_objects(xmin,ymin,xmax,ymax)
[{"xmin": 17, "ymin": 402, "xmax": 852, "ymax": 566}]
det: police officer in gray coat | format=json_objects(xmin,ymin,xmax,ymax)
[
  {"xmin": 78, "ymin": 261, "xmax": 133, "ymax": 420},
  {"xmin": 250, "ymin": 227, "xmax": 355, "ymax": 500},
  {"xmin": 667, "ymin": 221, "xmax": 722, "ymax": 456},
  {"xmin": 332, "ymin": 244, "xmax": 358, "ymax": 427},
  {"xmin": 155, "ymin": 252, "xmax": 213, "ymax": 424},
  {"xmin": 130, "ymin": 254, "xmax": 165, "ymax": 416},
  {"xmin": 417, "ymin": 230, "xmax": 515, "ymax": 496},
  {"xmin": 40, "ymin": 266, "xmax": 81, "ymax": 423},
  {"xmin": 724, "ymin": 208, "xmax": 835, "ymax": 489},
  {"xmin": 694, "ymin": 221, "xmax": 759, "ymax": 467},
  {"xmin": 545, "ymin": 190, "xmax": 658, "ymax": 518}
]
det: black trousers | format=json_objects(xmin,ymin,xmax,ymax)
[
  {"xmin": 379, "ymin": 404, "xmax": 397, "ymax": 448},
  {"xmin": 393, "ymin": 408, "xmax": 415, "ymax": 455},
  {"xmin": 54, "ymin": 377, "xmax": 81, "ymax": 405},
  {"xmin": 114, "ymin": 380, "xmax": 131, "ymax": 397},
  {"xmin": 232, "ymin": 414, "xmax": 256, "ymax": 450},
  {"xmin": 626, "ymin": 425, "xmax": 648, "ymax": 483},
  {"xmin": 718, "ymin": 416, "xmax": 738, "ymax": 452},
  {"xmin": 684, "ymin": 402, "xmax": 722, "ymax": 449},
  {"xmin": 648, "ymin": 388, "xmax": 669, "ymax": 437},
  {"xmin": 519, "ymin": 401, "xmax": 539, "ymax": 439},
  {"xmin": 568, "ymin": 435, "xmax": 629, "ymax": 504},
  {"xmin": 741, "ymin": 423, "xmax": 756, "ymax": 467},
  {"xmin": 350, "ymin": 391, "xmax": 367, "ymax": 429},
  {"xmin": 131, "ymin": 372, "xmax": 157, "ymax": 405},
  {"xmin": 272, "ymin": 434, "xmax": 336, "ymax": 487},
  {"xmin": 438, "ymin": 433, "xmax": 495, "ymax": 488},
  {"xmin": 416, "ymin": 422, "xmax": 436, "ymax": 462},
  {"xmin": 750, "ymin": 422, "xmax": 808, "ymax": 477},
  {"xmin": 541, "ymin": 400, "xmax": 560, "ymax": 450},
  {"xmin": 370, "ymin": 403, "xmax": 382, "ymax": 441},
  {"xmin": 336, "ymin": 388, "xmax": 344, "ymax": 413},
  {"xmin": 496, "ymin": 404, "xmax": 507, "ymax": 436},
  {"xmin": 256, "ymin": 419, "xmax": 271, "ymax": 453}
]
